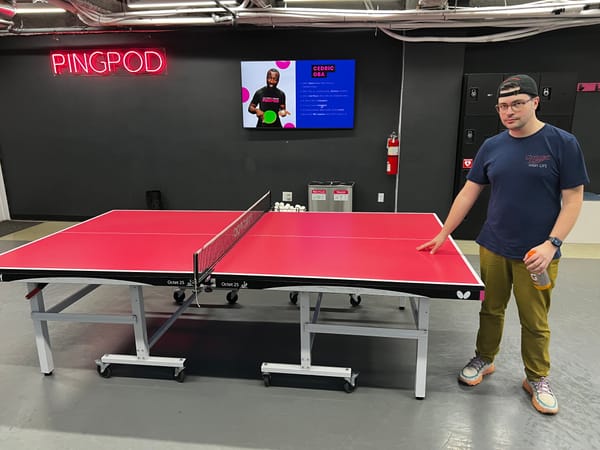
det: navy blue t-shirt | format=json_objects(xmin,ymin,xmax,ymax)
[{"xmin": 467, "ymin": 124, "xmax": 589, "ymax": 260}]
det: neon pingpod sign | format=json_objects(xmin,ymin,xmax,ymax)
[{"xmin": 50, "ymin": 49, "xmax": 167, "ymax": 76}]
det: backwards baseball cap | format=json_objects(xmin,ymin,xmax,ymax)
[{"xmin": 497, "ymin": 74, "xmax": 539, "ymax": 98}]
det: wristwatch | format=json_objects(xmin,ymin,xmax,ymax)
[{"xmin": 548, "ymin": 236, "xmax": 563, "ymax": 248}]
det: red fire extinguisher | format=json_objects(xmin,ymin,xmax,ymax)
[{"xmin": 386, "ymin": 132, "xmax": 399, "ymax": 175}]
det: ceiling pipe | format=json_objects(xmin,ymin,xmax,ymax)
[{"xmin": 1, "ymin": 0, "xmax": 599, "ymax": 42}]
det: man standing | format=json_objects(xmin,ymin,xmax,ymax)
[
  {"xmin": 248, "ymin": 68, "xmax": 290, "ymax": 128},
  {"xmin": 417, "ymin": 74, "xmax": 589, "ymax": 415}
]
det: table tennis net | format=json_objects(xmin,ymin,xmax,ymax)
[{"xmin": 193, "ymin": 191, "xmax": 271, "ymax": 288}]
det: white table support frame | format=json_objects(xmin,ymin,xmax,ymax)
[
  {"xmin": 27, "ymin": 282, "xmax": 188, "ymax": 381},
  {"xmin": 261, "ymin": 289, "xmax": 430, "ymax": 399},
  {"xmin": 27, "ymin": 281, "xmax": 431, "ymax": 396}
]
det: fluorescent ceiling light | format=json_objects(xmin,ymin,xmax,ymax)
[
  {"xmin": 15, "ymin": 6, "xmax": 67, "ymax": 13},
  {"xmin": 127, "ymin": 0, "xmax": 238, "ymax": 9}
]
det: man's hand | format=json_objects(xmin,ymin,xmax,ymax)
[
  {"xmin": 416, "ymin": 233, "xmax": 448, "ymax": 255},
  {"xmin": 524, "ymin": 241, "xmax": 556, "ymax": 274}
]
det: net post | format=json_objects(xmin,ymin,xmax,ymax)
[{"xmin": 193, "ymin": 253, "xmax": 199, "ymax": 293}]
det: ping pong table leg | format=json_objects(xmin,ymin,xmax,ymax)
[
  {"xmin": 413, "ymin": 297, "xmax": 430, "ymax": 399},
  {"xmin": 299, "ymin": 292, "xmax": 312, "ymax": 368},
  {"xmin": 260, "ymin": 290, "xmax": 354, "ymax": 390},
  {"xmin": 27, "ymin": 283, "xmax": 55, "ymax": 375},
  {"xmin": 130, "ymin": 285, "xmax": 150, "ymax": 359},
  {"xmin": 96, "ymin": 285, "xmax": 186, "ymax": 380}
]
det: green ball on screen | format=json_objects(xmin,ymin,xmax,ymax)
[{"xmin": 263, "ymin": 110, "xmax": 277, "ymax": 124}]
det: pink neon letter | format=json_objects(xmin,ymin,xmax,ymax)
[
  {"xmin": 123, "ymin": 51, "xmax": 144, "ymax": 74},
  {"xmin": 144, "ymin": 50, "xmax": 166, "ymax": 74},
  {"xmin": 89, "ymin": 51, "xmax": 108, "ymax": 75},
  {"xmin": 50, "ymin": 53, "xmax": 67, "ymax": 75},
  {"xmin": 105, "ymin": 51, "xmax": 122, "ymax": 74},
  {"xmin": 71, "ymin": 52, "xmax": 89, "ymax": 74}
]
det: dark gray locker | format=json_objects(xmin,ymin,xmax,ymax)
[
  {"xmin": 459, "ymin": 116, "xmax": 500, "ymax": 158},
  {"xmin": 453, "ymin": 74, "xmax": 501, "ymax": 239},
  {"xmin": 537, "ymin": 115, "xmax": 574, "ymax": 132},
  {"xmin": 538, "ymin": 72, "xmax": 577, "ymax": 117},
  {"xmin": 463, "ymin": 73, "xmax": 503, "ymax": 116}
]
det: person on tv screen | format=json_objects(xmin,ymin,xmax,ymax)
[{"xmin": 248, "ymin": 68, "xmax": 290, "ymax": 128}]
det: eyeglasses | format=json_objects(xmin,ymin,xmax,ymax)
[{"xmin": 495, "ymin": 98, "xmax": 533, "ymax": 113}]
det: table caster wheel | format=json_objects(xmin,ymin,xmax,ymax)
[
  {"xmin": 226, "ymin": 291, "xmax": 238, "ymax": 304},
  {"xmin": 173, "ymin": 289, "xmax": 186, "ymax": 305},
  {"xmin": 263, "ymin": 374, "xmax": 272, "ymax": 387},
  {"xmin": 97, "ymin": 365, "xmax": 112, "ymax": 379},
  {"xmin": 174, "ymin": 369, "xmax": 186, "ymax": 383},
  {"xmin": 343, "ymin": 380, "xmax": 356, "ymax": 393}
]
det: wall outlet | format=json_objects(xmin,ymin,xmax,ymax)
[
  {"xmin": 282, "ymin": 191, "xmax": 293, "ymax": 202},
  {"xmin": 377, "ymin": 193, "xmax": 385, "ymax": 203}
]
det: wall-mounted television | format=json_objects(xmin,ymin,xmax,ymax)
[{"xmin": 241, "ymin": 59, "xmax": 356, "ymax": 129}]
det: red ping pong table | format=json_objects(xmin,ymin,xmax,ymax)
[{"xmin": 0, "ymin": 192, "xmax": 484, "ymax": 398}]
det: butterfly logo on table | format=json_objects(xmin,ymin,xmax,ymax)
[{"xmin": 456, "ymin": 290, "xmax": 471, "ymax": 300}]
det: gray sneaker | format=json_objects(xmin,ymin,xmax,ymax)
[
  {"xmin": 522, "ymin": 377, "xmax": 559, "ymax": 414},
  {"xmin": 458, "ymin": 356, "xmax": 495, "ymax": 386}
]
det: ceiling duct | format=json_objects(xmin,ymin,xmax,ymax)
[{"xmin": 1, "ymin": 0, "xmax": 600, "ymax": 42}]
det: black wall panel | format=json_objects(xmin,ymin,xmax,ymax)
[
  {"xmin": 572, "ymin": 92, "xmax": 600, "ymax": 194},
  {"xmin": 0, "ymin": 30, "xmax": 406, "ymax": 219},
  {"xmin": 396, "ymin": 43, "xmax": 465, "ymax": 218},
  {"xmin": 463, "ymin": 26, "xmax": 600, "ymax": 198},
  {"xmin": 0, "ymin": 25, "xmax": 598, "ymax": 224}
]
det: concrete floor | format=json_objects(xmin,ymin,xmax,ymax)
[{"xmin": 0, "ymin": 226, "xmax": 599, "ymax": 450}]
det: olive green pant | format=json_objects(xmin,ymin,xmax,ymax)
[{"xmin": 476, "ymin": 246, "xmax": 560, "ymax": 381}]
